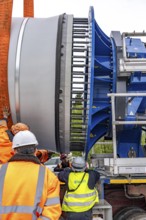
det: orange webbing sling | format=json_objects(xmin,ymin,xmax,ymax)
[
  {"xmin": 24, "ymin": 0, "xmax": 34, "ymax": 17},
  {"xmin": 0, "ymin": 0, "xmax": 13, "ymax": 128}
]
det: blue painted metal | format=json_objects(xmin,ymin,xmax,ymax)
[
  {"xmin": 85, "ymin": 7, "xmax": 146, "ymax": 159},
  {"xmin": 127, "ymin": 97, "xmax": 143, "ymax": 115},
  {"xmin": 126, "ymin": 38, "xmax": 146, "ymax": 58},
  {"xmin": 117, "ymin": 41, "xmax": 146, "ymax": 158},
  {"xmin": 86, "ymin": 7, "xmax": 115, "ymax": 156},
  {"xmin": 128, "ymin": 72, "xmax": 146, "ymax": 91},
  {"xmin": 117, "ymin": 127, "xmax": 144, "ymax": 157}
]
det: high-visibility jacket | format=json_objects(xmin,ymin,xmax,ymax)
[
  {"xmin": 0, "ymin": 161, "xmax": 61, "ymax": 220},
  {"xmin": 0, "ymin": 120, "xmax": 50, "ymax": 164},
  {"xmin": 0, "ymin": 120, "xmax": 14, "ymax": 164},
  {"xmin": 62, "ymin": 172, "xmax": 99, "ymax": 212}
]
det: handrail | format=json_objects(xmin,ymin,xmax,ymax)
[{"xmin": 107, "ymin": 92, "xmax": 146, "ymax": 174}]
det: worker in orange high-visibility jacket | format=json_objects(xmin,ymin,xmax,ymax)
[
  {"xmin": 0, "ymin": 112, "xmax": 14, "ymax": 163},
  {"xmin": 0, "ymin": 107, "xmax": 29, "ymax": 163},
  {"xmin": 0, "ymin": 120, "xmax": 32, "ymax": 163},
  {"xmin": 0, "ymin": 130, "xmax": 62, "ymax": 220},
  {"xmin": 0, "ymin": 107, "xmax": 54, "ymax": 164}
]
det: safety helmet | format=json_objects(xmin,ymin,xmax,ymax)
[
  {"xmin": 60, "ymin": 153, "xmax": 67, "ymax": 160},
  {"xmin": 72, "ymin": 156, "xmax": 86, "ymax": 171},
  {"xmin": 67, "ymin": 152, "xmax": 73, "ymax": 162},
  {"xmin": 12, "ymin": 130, "xmax": 38, "ymax": 149},
  {"xmin": 11, "ymin": 123, "xmax": 29, "ymax": 135}
]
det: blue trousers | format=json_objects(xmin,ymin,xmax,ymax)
[{"xmin": 65, "ymin": 209, "xmax": 92, "ymax": 220}]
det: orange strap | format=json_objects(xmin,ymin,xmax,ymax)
[
  {"xmin": 24, "ymin": 0, "xmax": 34, "ymax": 17},
  {"xmin": 0, "ymin": 0, "xmax": 13, "ymax": 128}
]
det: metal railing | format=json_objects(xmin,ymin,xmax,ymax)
[{"xmin": 107, "ymin": 92, "xmax": 146, "ymax": 174}]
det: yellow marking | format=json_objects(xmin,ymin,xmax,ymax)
[
  {"xmin": 90, "ymin": 132, "xmax": 96, "ymax": 138},
  {"xmin": 110, "ymin": 179, "xmax": 146, "ymax": 184}
]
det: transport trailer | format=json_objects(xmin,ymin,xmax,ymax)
[{"xmin": 7, "ymin": 6, "xmax": 146, "ymax": 219}]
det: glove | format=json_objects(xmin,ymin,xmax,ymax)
[
  {"xmin": 3, "ymin": 106, "xmax": 10, "ymax": 119},
  {"xmin": 36, "ymin": 149, "xmax": 56, "ymax": 163}
]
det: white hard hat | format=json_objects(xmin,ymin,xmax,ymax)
[
  {"xmin": 67, "ymin": 152, "xmax": 73, "ymax": 162},
  {"xmin": 12, "ymin": 130, "xmax": 38, "ymax": 149},
  {"xmin": 72, "ymin": 156, "xmax": 86, "ymax": 171}
]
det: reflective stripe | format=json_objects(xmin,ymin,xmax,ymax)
[
  {"xmin": 0, "ymin": 164, "xmax": 46, "ymax": 219},
  {"xmin": 33, "ymin": 165, "xmax": 46, "ymax": 220},
  {"xmin": 67, "ymin": 191, "xmax": 96, "ymax": 198},
  {"xmin": 39, "ymin": 216, "xmax": 51, "ymax": 220},
  {"xmin": 45, "ymin": 197, "xmax": 60, "ymax": 206},
  {"xmin": 0, "ymin": 205, "xmax": 33, "ymax": 214},
  {"xmin": 63, "ymin": 200, "xmax": 93, "ymax": 207},
  {"xmin": 0, "ymin": 163, "xmax": 8, "ymax": 205},
  {"xmin": 62, "ymin": 172, "xmax": 98, "ymax": 212}
]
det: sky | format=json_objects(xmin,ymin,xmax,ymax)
[{"xmin": 12, "ymin": 0, "xmax": 146, "ymax": 37}]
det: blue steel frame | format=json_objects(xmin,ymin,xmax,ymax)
[
  {"xmin": 85, "ymin": 7, "xmax": 116, "ymax": 158},
  {"xmin": 86, "ymin": 7, "xmax": 146, "ymax": 159},
  {"xmin": 117, "ymin": 38, "xmax": 146, "ymax": 158}
]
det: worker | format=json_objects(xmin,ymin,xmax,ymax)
[
  {"xmin": 58, "ymin": 156, "xmax": 100, "ymax": 220},
  {"xmin": 0, "ymin": 130, "xmax": 62, "ymax": 219},
  {"xmin": 0, "ymin": 107, "xmax": 53, "ymax": 164},
  {"xmin": 11, "ymin": 122, "xmax": 30, "ymax": 135},
  {"xmin": 0, "ymin": 107, "xmax": 14, "ymax": 163},
  {"xmin": 66, "ymin": 152, "xmax": 73, "ymax": 163},
  {"xmin": 0, "ymin": 107, "xmax": 30, "ymax": 163},
  {"xmin": 11, "ymin": 123, "xmax": 55, "ymax": 163},
  {"xmin": 54, "ymin": 153, "xmax": 72, "ymax": 172}
]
